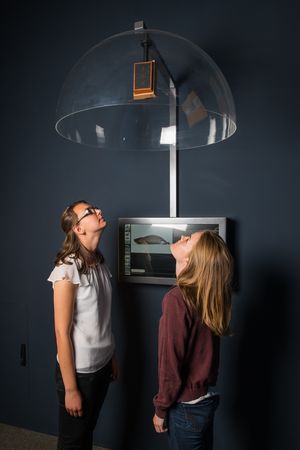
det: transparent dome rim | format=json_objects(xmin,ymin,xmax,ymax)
[
  {"xmin": 55, "ymin": 104, "xmax": 237, "ymax": 132},
  {"xmin": 54, "ymin": 127, "xmax": 237, "ymax": 150},
  {"xmin": 55, "ymin": 105, "xmax": 237, "ymax": 151}
]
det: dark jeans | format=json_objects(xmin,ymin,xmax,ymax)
[
  {"xmin": 167, "ymin": 395, "xmax": 220, "ymax": 450},
  {"xmin": 56, "ymin": 361, "xmax": 112, "ymax": 450}
]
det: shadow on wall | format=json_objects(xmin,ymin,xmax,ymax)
[
  {"xmin": 231, "ymin": 260, "xmax": 289, "ymax": 450},
  {"xmin": 114, "ymin": 284, "xmax": 151, "ymax": 450},
  {"xmin": 226, "ymin": 219, "xmax": 240, "ymax": 292}
]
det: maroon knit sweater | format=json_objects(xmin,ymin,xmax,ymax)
[{"xmin": 153, "ymin": 286, "xmax": 220, "ymax": 419}]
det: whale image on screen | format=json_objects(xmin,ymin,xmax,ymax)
[{"xmin": 134, "ymin": 235, "xmax": 170, "ymax": 245}]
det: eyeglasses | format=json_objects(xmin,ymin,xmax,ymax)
[{"xmin": 76, "ymin": 206, "xmax": 100, "ymax": 224}]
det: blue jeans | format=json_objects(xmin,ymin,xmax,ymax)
[
  {"xmin": 167, "ymin": 395, "xmax": 220, "ymax": 450},
  {"xmin": 56, "ymin": 361, "xmax": 112, "ymax": 450}
]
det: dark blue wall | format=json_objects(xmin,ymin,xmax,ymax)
[{"xmin": 1, "ymin": 1, "xmax": 300, "ymax": 449}]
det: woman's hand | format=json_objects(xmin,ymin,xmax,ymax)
[
  {"xmin": 65, "ymin": 388, "xmax": 83, "ymax": 417},
  {"xmin": 153, "ymin": 414, "xmax": 168, "ymax": 433}
]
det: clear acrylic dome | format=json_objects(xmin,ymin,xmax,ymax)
[{"xmin": 55, "ymin": 27, "xmax": 236, "ymax": 150}]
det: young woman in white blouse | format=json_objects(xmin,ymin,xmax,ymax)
[{"xmin": 48, "ymin": 200, "xmax": 118, "ymax": 450}]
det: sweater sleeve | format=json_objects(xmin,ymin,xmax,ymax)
[{"xmin": 153, "ymin": 288, "xmax": 191, "ymax": 419}]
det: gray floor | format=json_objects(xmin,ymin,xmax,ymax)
[{"xmin": 0, "ymin": 423, "xmax": 109, "ymax": 450}]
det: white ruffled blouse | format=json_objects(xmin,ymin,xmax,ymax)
[{"xmin": 48, "ymin": 258, "xmax": 115, "ymax": 373}]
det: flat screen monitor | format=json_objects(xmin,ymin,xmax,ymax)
[{"xmin": 118, "ymin": 217, "xmax": 226, "ymax": 285}]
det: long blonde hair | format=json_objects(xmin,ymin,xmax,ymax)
[
  {"xmin": 177, "ymin": 230, "xmax": 233, "ymax": 336},
  {"xmin": 54, "ymin": 200, "xmax": 103, "ymax": 274}
]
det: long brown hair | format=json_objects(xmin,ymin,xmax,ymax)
[
  {"xmin": 177, "ymin": 230, "xmax": 233, "ymax": 336},
  {"xmin": 54, "ymin": 200, "xmax": 103, "ymax": 274}
]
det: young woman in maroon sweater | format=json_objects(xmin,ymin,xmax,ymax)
[{"xmin": 153, "ymin": 230, "xmax": 233, "ymax": 450}]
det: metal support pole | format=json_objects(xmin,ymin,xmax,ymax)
[
  {"xmin": 134, "ymin": 20, "xmax": 178, "ymax": 217},
  {"xmin": 169, "ymin": 80, "xmax": 177, "ymax": 217}
]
